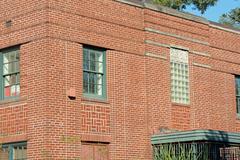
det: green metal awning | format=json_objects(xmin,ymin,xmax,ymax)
[{"xmin": 151, "ymin": 130, "xmax": 240, "ymax": 145}]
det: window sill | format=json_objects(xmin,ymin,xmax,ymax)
[
  {"xmin": 172, "ymin": 102, "xmax": 190, "ymax": 107},
  {"xmin": 0, "ymin": 96, "xmax": 27, "ymax": 107},
  {"xmin": 81, "ymin": 97, "xmax": 109, "ymax": 105},
  {"xmin": 237, "ymin": 114, "xmax": 240, "ymax": 120}
]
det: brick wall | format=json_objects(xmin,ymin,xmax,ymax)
[{"xmin": 0, "ymin": 0, "xmax": 239, "ymax": 159}]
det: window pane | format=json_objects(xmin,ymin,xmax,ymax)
[
  {"xmin": 13, "ymin": 145, "xmax": 27, "ymax": 160},
  {"xmin": 97, "ymin": 84, "xmax": 103, "ymax": 96},
  {"xmin": 15, "ymin": 61, "xmax": 19, "ymax": 72},
  {"xmin": 4, "ymin": 74, "xmax": 17, "ymax": 86},
  {"xmin": 3, "ymin": 53, "xmax": 9, "ymax": 63},
  {"xmin": 96, "ymin": 52, "xmax": 103, "ymax": 62},
  {"xmin": 90, "ymin": 51, "xmax": 96, "ymax": 61},
  {"xmin": 83, "ymin": 72, "xmax": 89, "ymax": 93},
  {"xmin": 237, "ymin": 88, "xmax": 240, "ymax": 96},
  {"xmin": 90, "ymin": 60, "xmax": 96, "ymax": 71},
  {"xmin": 3, "ymin": 62, "xmax": 15, "ymax": 75},
  {"xmin": 9, "ymin": 51, "xmax": 17, "ymax": 61},
  {"xmin": 16, "ymin": 85, "xmax": 20, "ymax": 96},
  {"xmin": 83, "ymin": 72, "xmax": 89, "ymax": 83},
  {"xmin": 83, "ymin": 51, "xmax": 89, "ymax": 61},
  {"xmin": 237, "ymin": 98, "xmax": 240, "ymax": 113},
  {"xmin": 96, "ymin": 74, "xmax": 103, "ymax": 85},
  {"xmin": 83, "ymin": 50, "xmax": 90, "ymax": 70},
  {"xmin": 4, "ymin": 51, "xmax": 16, "ymax": 63},
  {"xmin": 3, "ymin": 51, "xmax": 18, "ymax": 63},
  {"xmin": 83, "ymin": 60, "xmax": 89, "ymax": 70},
  {"xmin": 16, "ymin": 52, "xmax": 19, "ymax": 61},
  {"xmin": 89, "ymin": 83, "xmax": 95, "ymax": 94},
  {"xmin": 4, "ymin": 76, "xmax": 10, "ymax": 86},
  {"xmin": 16, "ymin": 73, "xmax": 20, "ymax": 83},
  {"xmin": 237, "ymin": 79, "xmax": 240, "ymax": 86},
  {"xmin": 11, "ymin": 85, "xmax": 17, "ymax": 96},
  {"xmin": 22, "ymin": 146, "xmax": 27, "ymax": 160},
  {"xmin": 4, "ymin": 86, "xmax": 11, "ymax": 97},
  {"xmin": 97, "ymin": 62, "xmax": 103, "ymax": 73},
  {"xmin": 83, "ymin": 82, "xmax": 88, "ymax": 94},
  {"xmin": 89, "ymin": 73, "xmax": 95, "ymax": 85}
]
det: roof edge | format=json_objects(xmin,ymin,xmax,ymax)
[
  {"xmin": 151, "ymin": 130, "xmax": 240, "ymax": 145},
  {"xmin": 115, "ymin": 0, "xmax": 208, "ymax": 24},
  {"xmin": 210, "ymin": 21, "xmax": 240, "ymax": 35},
  {"xmin": 115, "ymin": 0, "xmax": 240, "ymax": 35}
]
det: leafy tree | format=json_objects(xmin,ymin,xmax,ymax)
[
  {"xmin": 152, "ymin": 0, "xmax": 218, "ymax": 14},
  {"xmin": 219, "ymin": 7, "xmax": 240, "ymax": 28},
  {"xmin": 152, "ymin": 0, "xmax": 240, "ymax": 29}
]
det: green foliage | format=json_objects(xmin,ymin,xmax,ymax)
[
  {"xmin": 152, "ymin": 0, "xmax": 218, "ymax": 14},
  {"xmin": 152, "ymin": 0, "xmax": 189, "ymax": 11},
  {"xmin": 219, "ymin": 7, "xmax": 240, "ymax": 29},
  {"xmin": 153, "ymin": 143, "xmax": 210, "ymax": 160},
  {"xmin": 153, "ymin": 143, "xmax": 194, "ymax": 160}
]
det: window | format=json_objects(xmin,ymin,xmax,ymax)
[
  {"xmin": 83, "ymin": 46, "xmax": 106, "ymax": 99},
  {"xmin": 0, "ymin": 47, "xmax": 20, "ymax": 100},
  {"xmin": 170, "ymin": 48, "xmax": 189, "ymax": 104},
  {"xmin": 235, "ymin": 76, "xmax": 240, "ymax": 114},
  {"xmin": 0, "ymin": 142, "xmax": 27, "ymax": 160},
  {"xmin": 81, "ymin": 142, "xmax": 109, "ymax": 160}
]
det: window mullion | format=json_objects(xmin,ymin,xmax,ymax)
[{"xmin": 9, "ymin": 145, "xmax": 13, "ymax": 160}]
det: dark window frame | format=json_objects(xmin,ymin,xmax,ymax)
[
  {"xmin": 0, "ymin": 46, "xmax": 20, "ymax": 100},
  {"xmin": 235, "ymin": 75, "xmax": 240, "ymax": 114},
  {"xmin": 83, "ymin": 46, "xmax": 106, "ymax": 100}
]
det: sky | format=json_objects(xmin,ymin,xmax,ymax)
[{"xmin": 185, "ymin": 0, "xmax": 240, "ymax": 22}]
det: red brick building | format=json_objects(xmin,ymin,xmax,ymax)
[{"xmin": 0, "ymin": 0, "xmax": 240, "ymax": 159}]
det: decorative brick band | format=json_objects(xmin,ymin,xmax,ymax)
[
  {"xmin": 193, "ymin": 62, "xmax": 211, "ymax": 69},
  {"xmin": 145, "ymin": 40, "xmax": 211, "ymax": 58},
  {"xmin": 170, "ymin": 44, "xmax": 189, "ymax": 51},
  {"xmin": 191, "ymin": 51, "xmax": 211, "ymax": 57},
  {"xmin": 145, "ymin": 52, "xmax": 167, "ymax": 60},
  {"xmin": 145, "ymin": 40, "xmax": 170, "ymax": 48},
  {"xmin": 210, "ymin": 23, "xmax": 240, "ymax": 35},
  {"xmin": 145, "ymin": 27, "xmax": 209, "ymax": 46}
]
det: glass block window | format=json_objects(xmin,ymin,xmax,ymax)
[
  {"xmin": 235, "ymin": 76, "xmax": 240, "ymax": 114},
  {"xmin": 83, "ymin": 46, "xmax": 106, "ymax": 99},
  {"xmin": 2, "ymin": 48, "xmax": 20, "ymax": 99},
  {"xmin": 170, "ymin": 48, "xmax": 189, "ymax": 104},
  {"xmin": 0, "ymin": 142, "xmax": 27, "ymax": 160}
]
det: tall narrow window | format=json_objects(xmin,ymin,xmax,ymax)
[
  {"xmin": 170, "ymin": 48, "xmax": 189, "ymax": 104},
  {"xmin": 235, "ymin": 76, "xmax": 240, "ymax": 114},
  {"xmin": 83, "ymin": 46, "xmax": 106, "ymax": 99},
  {"xmin": 0, "ymin": 47, "xmax": 20, "ymax": 100}
]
